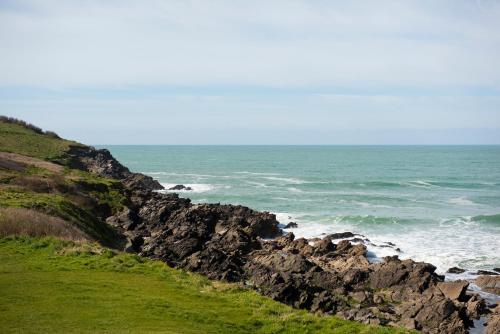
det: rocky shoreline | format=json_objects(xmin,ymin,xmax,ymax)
[{"xmin": 70, "ymin": 145, "xmax": 500, "ymax": 334}]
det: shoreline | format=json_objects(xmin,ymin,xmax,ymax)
[{"xmin": 2, "ymin": 119, "xmax": 499, "ymax": 333}]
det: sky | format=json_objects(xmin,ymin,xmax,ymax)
[{"xmin": 1, "ymin": 0, "xmax": 500, "ymax": 144}]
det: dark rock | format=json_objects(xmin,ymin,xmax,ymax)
[
  {"xmin": 328, "ymin": 232, "xmax": 356, "ymax": 239},
  {"xmin": 67, "ymin": 145, "xmax": 163, "ymax": 191},
  {"xmin": 313, "ymin": 237, "xmax": 336, "ymax": 255},
  {"xmin": 476, "ymin": 270, "xmax": 499, "ymax": 276},
  {"xmin": 168, "ymin": 184, "xmax": 193, "ymax": 191},
  {"xmin": 283, "ymin": 222, "xmax": 298, "ymax": 229},
  {"xmin": 494, "ymin": 268, "xmax": 500, "ymax": 273},
  {"xmin": 447, "ymin": 267, "xmax": 466, "ymax": 274}
]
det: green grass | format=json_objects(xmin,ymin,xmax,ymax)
[
  {"xmin": 0, "ymin": 121, "xmax": 78, "ymax": 160},
  {"xmin": 0, "ymin": 237, "xmax": 408, "ymax": 334},
  {"xmin": 65, "ymin": 168, "xmax": 128, "ymax": 213}
]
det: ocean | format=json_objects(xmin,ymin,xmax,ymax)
[{"xmin": 104, "ymin": 145, "xmax": 500, "ymax": 277}]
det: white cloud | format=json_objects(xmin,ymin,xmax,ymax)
[{"xmin": 1, "ymin": 0, "xmax": 500, "ymax": 88}]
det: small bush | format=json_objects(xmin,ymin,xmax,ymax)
[
  {"xmin": 0, "ymin": 207, "xmax": 87, "ymax": 241},
  {"xmin": 1, "ymin": 115, "xmax": 60, "ymax": 138},
  {"xmin": 0, "ymin": 116, "xmax": 44, "ymax": 134},
  {"xmin": 44, "ymin": 131, "xmax": 60, "ymax": 139}
]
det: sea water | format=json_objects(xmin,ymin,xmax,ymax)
[{"xmin": 103, "ymin": 145, "xmax": 500, "ymax": 276}]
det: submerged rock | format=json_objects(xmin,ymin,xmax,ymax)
[
  {"xmin": 327, "ymin": 231, "xmax": 356, "ymax": 239},
  {"xmin": 283, "ymin": 222, "xmax": 298, "ymax": 229},
  {"xmin": 447, "ymin": 267, "xmax": 466, "ymax": 274}
]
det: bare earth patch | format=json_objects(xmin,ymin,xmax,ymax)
[{"xmin": 0, "ymin": 152, "xmax": 63, "ymax": 173}]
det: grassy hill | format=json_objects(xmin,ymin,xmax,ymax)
[
  {"xmin": 0, "ymin": 118, "xmax": 79, "ymax": 161},
  {"xmin": 0, "ymin": 117, "xmax": 408, "ymax": 333},
  {"xmin": 0, "ymin": 237, "xmax": 406, "ymax": 334}
]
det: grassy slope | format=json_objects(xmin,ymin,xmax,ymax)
[
  {"xmin": 0, "ymin": 162, "xmax": 126, "ymax": 247},
  {"xmin": 0, "ymin": 121, "xmax": 78, "ymax": 161},
  {"xmin": 0, "ymin": 237, "xmax": 406, "ymax": 334},
  {"xmin": 1, "ymin": 120, "xmax": 127, "ymax": 246}
]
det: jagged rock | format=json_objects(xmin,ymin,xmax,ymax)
[
  {"xmin": 465, "ymin": 293, "xmax": 486, "ymax": 319},
  {"xmin": 283, "ymin": 222, "xmax": 298, "ymax": 229},
  {"xmin": 437, "ymin": 280, "xmax": 469, "ymax": 301},
  {"xmin": 475, "ymin": 275, "xmax": 500, "ymax": 294},
  {"xmin": 313, "ymin": 237, "xmax": 336, "ymax": 255},
  {"xmin": 447, "ymin": 267, "xmax": 466, "ymax": 274},
  {"xmin": 67, "ymin": 145, "xmax": 163, "ymax": 191}
]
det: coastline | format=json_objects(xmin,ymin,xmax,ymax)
[{"xmin": 1, "ymin": 120, "xmax": 499, "ymax": 333}]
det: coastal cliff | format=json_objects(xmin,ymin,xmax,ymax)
[{"xmin": 1, "ymin": 117, "xmax": 499, "ymax": 334}]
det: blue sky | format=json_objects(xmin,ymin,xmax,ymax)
[{"xmin": 1, "ymin": 0, "xmax": 499, "ymax": 144}]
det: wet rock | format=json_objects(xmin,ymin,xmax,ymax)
[
  {"xmin": 476, "ymin": 275, "xmax": 500, "ymax": 294},
  {"xmin": 447, "ymin": 267, "xmax": 466, "ymax": 274},
  {"xmin": 328, "ymin": 232, "xmax": 356, "ymax": 239},
  {"xmin": 283, "ymin": 222, "xmax": 298, "ymax": 229},
  {"xmin": 494, "ymin": 268, "xmax": 500, "ymax": 273},
  {"xmin": 168, "ymin": 184, "xmax": 193, "ymax": 191},
  {"xmin": 476, "ymin": 270, "xmax": 499, "ymax": 276}
]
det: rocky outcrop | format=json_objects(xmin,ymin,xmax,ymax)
[
  {"xmin": 475, "ymin": 275, "xmax": 500, "ymax": 294},
  {"xmin": 102, "ymin": 186, "xmax": 492, "ymax": 333},
  {"xmin": 68, "ymin": 146, "xmax": 493, "ymax": 333},
  {"xmin": 66, "ymin": 145, "xmax": 163, "ymax": 191},
  {"xmin": 283, "ymin": 222, "xmax": 298, "ymax": 229}
]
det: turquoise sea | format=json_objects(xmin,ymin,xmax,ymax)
[{"xmin": 104, "ymin": 145, "xmax": 500, "ymax": 275}]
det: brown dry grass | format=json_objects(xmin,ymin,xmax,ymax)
[
  {"xmin": 0, "ymin": 152, "xmax": 63, "ymax": 173},
  {"xmin": 11, "ymin": 174, "xmax": 70, "ymax": 194},
  {"xmin": 0, "ymin": 207, "xmax": 87, "ymax": 241}
]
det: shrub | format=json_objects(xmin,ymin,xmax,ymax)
[
  {"xmin": 1, "ymin": 115, "xmax": 61, "ymax": 138},
  {"xmin": 44, "ymin": 131, "xmax": 61, "ymax": 139},
  {"xmin": 0, "ymin": 116, "xmax": 44, "ymax": 134},
  {"xmin": 0, "ymin": 207, "xmax": 87, "ymax": 241}
]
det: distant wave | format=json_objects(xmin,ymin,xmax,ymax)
[
  {"xmin": 234, "ymin": 171, "xmax": 282, "ymax": 176},
  {"xmin": 159, "ymin": 183, "xmax": 215, "ymax": 193},
  {"xmin": 473, "ymin": 213, "xmax": 500, "ymax": 224},
  {"xmin": 261, "ymin": 176, "xmax": 307, "ymax": 184},
  {"xmin": 448, "ymin": 197, "xmax": 476, "ymax": 206}
]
